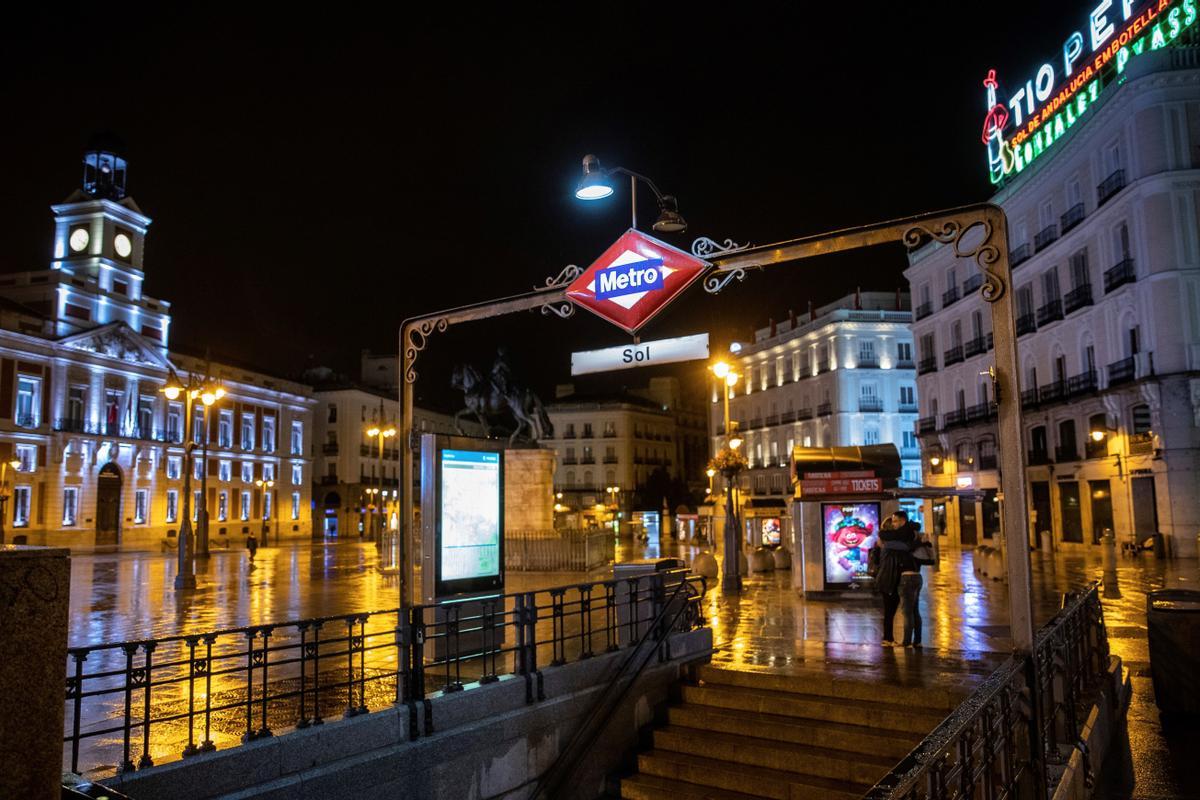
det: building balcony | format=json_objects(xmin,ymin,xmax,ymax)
[
  {"xmin": 943, "ymin": 409, "xmax": 966, "ymax": 428},
  {"xmin": 1039, "ymin": 381, "xmax": 1066, "ymax": 404},
  {"xmin": 321, "ymin": 443, "xmax": 338, "ymax": 455},
  {"xmin": 1067, "ymin": 370, "xmax": 1098, "ymax": 396},
  {"xmin": 1028, "ymin": 449, "xmax": 1052, "ymax": 466},
  {"xmin": 858, "ymin": 397, "xmax": 884, "ymax": 413},
  {"xmin": 1104, "ymin": 258, "xmax": 1136, "ymax": 293},
  {"xmin": 914, "ymin": 301, "xmax": 934, "ymax": 321},
  {"xmin": 1055, "ymin": 445, "xmax": 1079, "ymax": 463},
  {"xmin": 817, "ymin": 402, "xmax": 832, "ymax": 417},
  {"xmin": 917, "ymin": 416, "xmax": 937, "ymax": 434},
  {"xmin": 965, "ymin": 401, "xmax": 996, "ymax": 421},
  {"xmin": 602, "ymin": 455, "xmax": 618, "ymax": 464},
  {"xmin": 1063, "ymin": 283, "xmax": 1093, "ymax": 314},
  {"xmin": 1060, "ymin": 202, "xmax": 1086, "ymax": 234},
  {"xmin": 562, "ymin": 431, "xmax": 576, "ymax": 439},
  {"xmin": 1034, "ymin": 224, "xmax": 1059, "ymax": 252},
  {"xmin": 1021, "ymin": 387, "xmax": 1040, "ymax": 409},
  {"xmin": 943, "ymin": 345, "xmax": 964, "ymax": 366},
  {"xmin": 602, "ymin": 431, "xmax": 617, "ymax": 438},
  {"xmin": 1010, "ymin": 242, "xmax": 1032, "ymax": 267},
  {"xmin": 779, "ymin": 411, "xmax": 797, "ymax": 424},
  {"xmin": 765, "ymin": 414, "xmax": 780, "ymax": 427},
  {"xmin": 1097, "ymin": 168, "xmax": 1126, "ymax": 206},
  {"xmin": 562, "ymin": 457, "xmax": 578, "ymax": 465},
  {"xmin": 896, "ymin": 358, "xmax": 915, "ymax": 370},
  {"xmin": 749, "ymin": 417, "xmax": 763, "ymax": 429},
  {"xmin": 898, "ymin": 402, "xmax": 919, "ymax": 413},
  {"xmin": 1036, "ymin": 299, "xmax": 1063, "ymax": 326},
  {"xmin": 1085, "ymin": 439, "xmax": 1108, "ymax": 460},
  {"xmin": 917, "ymin": 356, "xmax": 938, "ymax": 375},
  {"xmin": 816, "ymin": 360, "xmax": 830, "ymax": 374},
  {"xmin": 797, "ymin": 408, "xmax": 814, "ymax": 420},
  {"xmin": 1129, "ymin": 432, "xmax": 1155, "ymax": 456},
  {"xmin": 962, "ymin": 273, "xmax": 983, "ymax": 296},
  {"xmin": 963, "ymin": 336, "xmax": 987, "ymax": 358},
  {"xmin": 1106, "ymin": 356, "xmax": 1136, "ymax": 387},
  {"xmin": 1016, "ymin": 313, "xmax": 1037, "ymax": 336},
  {"xmin": 900, "ymin": 446, "xmax": 921, "ymax": 458},
  {"xmin": 856, "ymin": 357, "xmax": 879, "ymax": 369},
  {"xmin": 942, "ymin": 286, "xmax": 960, "ymax": 308}
]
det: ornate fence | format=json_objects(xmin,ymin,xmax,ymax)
[
  {"xmin": 505, "ymin": 528, "xmax": 615, "ymax": 571},
  {"xmin": 864, "ymin": 582, "xmax": 1110, "ymax": 800},
  {"xmin": 64, "ymin": 569, "xmax": 704, "ymax": 779}
]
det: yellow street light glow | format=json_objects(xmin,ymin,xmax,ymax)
[
  {"xmin": 711, "ymin": 361, "xmax": 730, "ymax": 379},
  {"xmin": 200, "ymin": 390, "xmax": 217, "ymax": 406},
  {"xmin": 214, "ymin": 387, "xmax": 226, "ymax": 399},
  {"xmin": 383, "ymin": 427, "xmax": 397, "ymax": 437},
  {"xmin": 1090, "ymin": 430, "xmax": 1106, "ymax": 442},
  {"xmin": 706, "ymin": 468, "xmax": 716, "ymax": 478},
  {"xmin": 367, "ymin": 427, "xmax": 380, "ymax": 437},
  {"xmin": 7, "ymin": 459, "xmax": 19, "ymax": 470},
  {"xmin": 725, "ymin": 372, "xmax": 739, "ymax": 387},
  {"xmin": 162, "ymin": 385, "xmax": 181, "ymax": 400},
  {"xmin": 930, "ymin": 455, "xmax": 941, "ymax": 466},
  {"xmin": 729, "ymin": 436, "xmax": 743, "ymax": 450}
]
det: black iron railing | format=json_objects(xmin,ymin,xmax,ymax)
[
  {"xmin": 1034, "ymin": 224, "xmax": 1059, "ymax": 252},
  {"xmin": 1104, "ymin": 258, "xmax": 1136, "ymax": 293},
  {"xmin": 859, "ymin": 397, "xmax": 884, "ymax": 413},
  {"xmin": 918, "ymin": 357, "xmax": 938, "ymax": 375},
  {"xmin": 962, "ymin": 273, "xmax": 983, "ymax": 295},
  {"xmin": 942, "ymin": 286, "xmax": 959, "ymax": 308},
  {"xmin": 1010, "ymin": 242, "xmax": 1032, "ymax": 267},
  {"xmin": 943, "ymin": 345, "xmax": 964, "ymax": 366},
  {"xmin": 1063, "ymin": 283, "xmax": 1093, "ymax": 314},
  {"xmin": 1016, "ymin": 313, "xmax": 1037, "ymax": 336},
  {"xmin": 942, "ymin": 409, "xmax": 965, "ymax": 428},
  {"xmin": 817, "ymin": 402, "xmax": 832, "ymax": 416},
  {"xmin": 63, "ymin": 571, "xmax": 705, "ymax": 778},
  {"xmin": 915, "ymin": 301, "xmax": 934, "ymax": 320},
  {"xmin": 1097, "ymin": 169, "xmax": 1126, "ymax": 205},
  {"xmin": 1036, "ymin": 299, "xmax": 1063, "ymax": 326},
  {"xmin": 917, "ymin": 416, "xmax": 937, "ymax": 434},
  {"xmin": 963, "ymin": 336, "xmax": 987, "ymax": 358},
  {"xmin": 1061, "ymin": 202, "xmax": 1086, "ymax": 233},
  {"xmin": 865, "ymin": 583, "xmax": 1109, "ymax": 800},
  {"xmin": 1107, "ymin": 356, "xmax": 1136, "ymax": 386}
]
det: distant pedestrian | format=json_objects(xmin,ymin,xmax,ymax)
[
  {"xmin": 246, "ymin": 532, "xmax": 258, "ymax": 563},
  {"xmin": 875, "ymin": 512, "xmax": 917, "ymax": 646},
  {"xmin": 897, "ymin": 513, "xmax": 935, "ymax": 648}
]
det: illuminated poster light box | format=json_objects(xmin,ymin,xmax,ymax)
[
  {"xmin": 982, "ymin": 0, "xmax": 1198, "ymax": 184},
  {"xmin": 420, "ymin": 434, "xmax": 506, "ymax": 600}
]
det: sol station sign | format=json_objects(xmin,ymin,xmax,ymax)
[
  {"xmin": 983, "ymin": 0, "xmax": 1198, "ymax": 184},
  {"xmin": 566, "ymin": 229, "xmax": 709, "ymax": 335}
]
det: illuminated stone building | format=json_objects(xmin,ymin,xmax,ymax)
[
  {"xmin": 909, "ymin": 32, "xmax": 1200, "ymax": 556},
  {"xmin": 709, "ymin": 292, "xmax": 921, "ymax": 503},
  {"xmin": 0, "ymin": 139, "xmax": 316, "ymax": 551}
]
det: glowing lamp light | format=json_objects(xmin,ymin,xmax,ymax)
[
  {"xmin": 162, "ymin": 385, "xmax": 181, "ymax": 401},
  {"xmin": 706, "ymin": 468, "xmax": 716, "ymax": 478},
  {"xmin": 1090, "ymin": 430, "xmax": 1106, "ymax": 442},
  {"xmin": 711, "ymin": 361, "xmax": 731, "ymax": 379},
  {"xmin": 930, "ymin": 455, "xmax": 942, "ymax": 467},
  {"xmin": 7, "ymin": 459, "xmax": 20, "ymax": 471},
  {"xmin": 367, "ymin": 427, "xmax": 380, "ymax": 437},
  {"xmin": 725, "ymin": 372, "xmax": 739, "ymax": 387},
  {"xmin": 200, "ymin": 390, "xmax": 217, "ymax": 407},
  {"xmin": 574, "ymin": 155, "xmax": 614, "ymax": 200},
  {"xmin": 383, "ymin": 427, "xmax": 397, "ymax": 438},
  {"xmin": 729, "ymin": 436, "xmax": 744, "ymax": 450}
]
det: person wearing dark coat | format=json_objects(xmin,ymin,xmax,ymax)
[{"xmin": 875, "ymin": 513, "xmax": 917, "ymax": 645}]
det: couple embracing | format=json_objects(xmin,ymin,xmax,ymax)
[{"xmin": 870, "ymin": 511, "xmax": 935, "ymax": 648}]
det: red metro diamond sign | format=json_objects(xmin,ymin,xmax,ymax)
[{"xmin": 566, "ymin": 229, "xmax": 710, "ymax": 335}]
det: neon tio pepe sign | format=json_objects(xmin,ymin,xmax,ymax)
[{"xmin": 984, "ymin": 0, "xmax": 1197, "ymax": 184}]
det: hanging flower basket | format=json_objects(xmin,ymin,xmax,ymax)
[{"xmin": 708, "ymin": 448, "xmax": 748, "ymax": 478}]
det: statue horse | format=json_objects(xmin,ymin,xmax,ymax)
[{"xmin": 451, "ymin": 363, "xmax": 554, "ymax": 445}]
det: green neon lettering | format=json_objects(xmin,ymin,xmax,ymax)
[
  {"xmin": 1169, "ymin": 7, "xmax": 1182, "ymax": 37},
  {"xmin": 1152, "ymin": 22, "xmax": 1167, "ymax": 48},
  {"xmin": 1117, "ymin": 46, "xmax": 1130, "ymax": 72},
  {"xmin": 1185, "ymin": 0, "xmax": 1196, "ymax": 26},
  {"xmin": 1054, "ymin": 115, "xmax": 1066, "ymax": 138}
]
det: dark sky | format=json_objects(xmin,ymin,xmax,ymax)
[{"xmin": 0, "ymin": 3, "xmax": 1086, "ymax": 404}]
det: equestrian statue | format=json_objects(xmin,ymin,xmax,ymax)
[{"xmin": 451, "ymin": 348, "xmax": 554, "ymax": 445}]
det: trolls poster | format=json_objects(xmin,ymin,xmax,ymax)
[{"xmin": 822, "ymin": 502, "xmax": 881, "ymax": 587}]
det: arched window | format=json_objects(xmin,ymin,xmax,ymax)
[
  {"xmin": 1057, "ymin": 419, "xmax": 1077, "ymax": 461},
  {"xmin": 1030, "ymin": 426, "xmax": 1048, "ymax": 463},
  {"xmin": 1131, "ymin": 404, "xmax": 1152, "ymax": 434},
  {"xmin": 956, "ymin": 441, "xmax": 974, "ymax": 471},
  {"xmin": 977, "ymin": 437, "xmax": 996, "ymax": 470},
  {"xmin": 1086, "ymin": 413, "xmax": 1108, "ymax": 459}
]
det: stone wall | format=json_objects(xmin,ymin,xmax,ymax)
[{"xmin": 504, "ymin": 448, "xmax": 555, "ymax": 533}]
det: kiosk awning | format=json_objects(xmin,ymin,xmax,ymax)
[{"xmin": 791, "ymin": 444, "xmax": 902, "ymax": 486}]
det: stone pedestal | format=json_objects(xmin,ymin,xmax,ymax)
[
  {"xmin": 0, "ymin": 546, "xmax": 70, "ymax": 799},
  {"xmin": 504, "ymin": 448, "xmax": 556, "ymax": 533}
]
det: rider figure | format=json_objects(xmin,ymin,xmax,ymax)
[{"xmin": 491, "ymin": 347, "xmax": 514, "ymax": 397}]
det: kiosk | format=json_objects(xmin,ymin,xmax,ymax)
[{"xmin": 789, "ymin": 444, "xmax": 903, "ymax": 599}]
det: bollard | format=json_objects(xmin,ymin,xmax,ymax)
[
  {"xmin": 1102, "ymin": 528, "xmax": 1122, "ymax": 598},
  {"xmin": 0, "ymin": 546, "xmax": 71, "ymax": 800}
]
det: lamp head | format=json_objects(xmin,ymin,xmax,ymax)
[
  {"xmin": 366, "ymin": 427, "xmax": 380, "ymax": 437},
  {"xmin": 711, "ymin": 361, "xmax": 730, "ymax": 379},
  {"xmin": 729, "ymin": 436, "xmax": 743, "ymax": 450},
  {"xmin": 200, "ymin": 390, "xmax": 217, "ymax": 406},
  {"xmin": 725, "ymin": 372, "xmax": 739, "ymax": 387},
  {"xmin": 574, "ymin": 154, "xmax": 614, "ymax": 200},
  {"xmin": 383, "ymin": 427, "xmax": 397, "ymax": 438},
  {"xmin": 214, "ymin": 387, "xmax": 226, "ymax": 400},
  {"xmin": 8, "ymin": 459, "xmax": 19, "ymax": 470},
  {"xmin": 930, "ymin": 455, "xmax": 942, "ymax": 467},
  {"xmin": 706, "ymin": 468, "xmax": 716, "ymax": 478},
  {"xmin": 161, "ymin": 374, "xmax": 184, "ymax": 400},
  {"xmin": 651, "ymin": 194, "xmax": 687, "ymax": 234},
  {"xmin": 1090, "ymin": 430, "xmax": 1106, "ymax": 442}
]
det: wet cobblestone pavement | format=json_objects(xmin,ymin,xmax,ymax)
[{"xmin": 64, "ymin": 537, "xmax": 1199, "ymax": 796}]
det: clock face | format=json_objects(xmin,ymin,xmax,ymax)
[
  {"xmin": 113, "ymin": 233, "xmax": 133, "ymax": 259},
  {"xmin": 69, "ymin": 228, "xmax": 90, "ymax": 253}
]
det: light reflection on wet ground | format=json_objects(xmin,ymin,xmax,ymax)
[{"xmin": 65, "ymin": 537, "xmax": 1199, "ymax": 795}]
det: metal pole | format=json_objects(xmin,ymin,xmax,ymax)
[
  {"xmin": 0, "ymin": 464, "xmax": 7, "ymax": 546},
  {"xmin": 198, "ymin": 403, "xmax": 209, "ymax": 557},
  {"xmin": 630, "ymin": 175, "xmax": 637, "ymax": 230},
  {"xmin": 176, "ymin": 393, "xmax": 196, "ymax": 591}
]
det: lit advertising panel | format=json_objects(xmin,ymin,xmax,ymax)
[
  {"xmin": 822, "ymin": 502, "xmax": 880, "ymax": 588},
  {"xmin": 760, "ymin": 517, "xmax": 781, "ymax": 547},
  {"xmin": 436, "ymin": 449, "xmax": 503, "ymax": 596}
]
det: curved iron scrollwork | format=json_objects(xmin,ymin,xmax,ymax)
[
  {"xmin": 903, "ymin": 218, "xmax": 1006, "ymax": 304},
  {"xmin": 404, "ymin": 317, "xmax": 448, "ymax": 384},
  {"xmin": 703, "ymin": 268, "xmax": 746, "ymax": 295},
  {"xmin": 541, "ymin": 301, "xmax": 575, "ymax": 319},
  {"xmin": 535, "ymin": 264, "xmax": 582, "ymax": 291},
  {"xmin": 691, "ymin": 236, "xmax": 751, "ymax": 259}
]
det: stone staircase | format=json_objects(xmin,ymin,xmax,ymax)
[{"xmin": 618, "ymin": 664, "xmax": 968, "ymax": 799}]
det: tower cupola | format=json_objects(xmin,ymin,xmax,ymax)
[{"xmin": 81, "ymin": 133, "xmax": 128, "ymax": 201}]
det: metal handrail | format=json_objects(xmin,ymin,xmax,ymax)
[
  {"xmin": 63, "ymin": 569, "xmax": 707, "ymax": 778},
  {"xmin": 865, "ymin": 582, "xmax": 1108, "ymax": 800},
  {"xmin": 530, "ymin": 572, "xmax": 705, "ymax": 799}
]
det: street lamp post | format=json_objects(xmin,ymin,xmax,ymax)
[
  {"xmin": 161, "ymin": 368, "xmax": 226, "ymax": 591},
  {"xmin": 0, "ymin": 458, "xmax": 21, "ymax": 545},
  {"xmin": 366, "ymin": 416, "xmax": 397, "ymax": 547},
  {"xmin": 574, "ymin": 155, "xmax": 688, "ymax": 233},
  {"xmin": 256, "ymin": 479, "xmax": 275, "ymax": 544},
  {"xmin": 709, "ymin": 361, "xmax": 744, "ymax": 592}
]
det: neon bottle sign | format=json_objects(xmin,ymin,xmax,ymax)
[{"xmin": 984, "ymin": 0, "xmax": 1198, "ymax": 183}]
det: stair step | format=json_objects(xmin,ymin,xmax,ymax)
[
  {"xmin": 681, "ymin": 683, "xmax": 946, "ymax": 736},
  {"xmin": 638, "ymin": 749, "xmax": 864, "ymax": 800},
  {"xmin": 652, "ymin": 726, "xmax": 896, "ymax": 784},
  {"xmin": 697, "ymin": 665, "xmax": 968, "ymax": 711},
  {"xmin": 621, "ymin": 772, "xmax": 771, "ymax": 800},
  {"xmin": 668, "ymin": 703, "xmax": 920, "ymax": 760}
]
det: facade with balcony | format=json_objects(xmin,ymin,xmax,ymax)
[
  {"xmin": 709, "ymin": 292, "xmax": 922, "ymax": 513},
  {"xmin": 0, "ymin": 143, "xmax": 317, "ymax": 551},
  {"xmin": 905, "ymin": 47, "xmax": 1200, "ymax": 556}
]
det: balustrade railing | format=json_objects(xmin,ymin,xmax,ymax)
[
  {"xmin": 865, "ymin": 583, "xmax": 1110, "ymax": 800},
  {"xmin": 64, "ymin": 570, "xmax": 706, "ymax": 779}
]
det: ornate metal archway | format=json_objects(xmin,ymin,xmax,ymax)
[{"xmin": 397, "ymin": 201, "xmax": 1036, "ymax": 652}]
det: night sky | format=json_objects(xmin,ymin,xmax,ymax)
[{"xmin": 0, "ymin": 4, "xmax": 1086, "ymax": 406}]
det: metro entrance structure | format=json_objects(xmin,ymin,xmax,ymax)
[{"xmin": 398, "ymin": 202, "xmax": 1036, "ymax": 651}]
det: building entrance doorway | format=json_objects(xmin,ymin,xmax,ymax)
[
  {"xmin": 958, "ymin": 498, "xmax": 978, "ymax": 545},
  {"xmin": 322, "ymin": 491, "xmax": 340, "ymax": 538},
  {"xmin": 1131, "ymin": 476, "xmax": 1158, "ymax": 539},
  {"xmin": 1031, "ymin": 482, "xmax": 1052, "ymax": 550},
  {"xmin": 96, "ymin": 462, "xmax": 122, "ymax": 547},
  {"xmin": 1089, "ymin": 480, "xmax": 1114, "ymax": 545}
]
